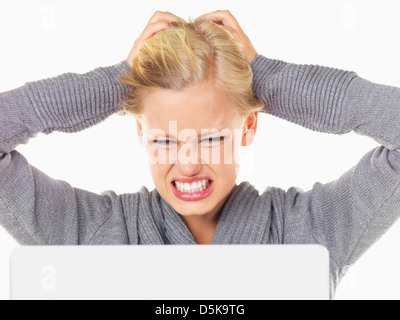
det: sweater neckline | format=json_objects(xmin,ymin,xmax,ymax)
[{"xmin": 159, "ymin": 181, "xmax": 264, "ymax": 244}]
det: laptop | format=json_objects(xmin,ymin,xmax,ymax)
[{"xmin": 10, "ymin": 245, "xmax": 329, "ymax": 300}]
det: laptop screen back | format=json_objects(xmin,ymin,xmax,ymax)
[{"xmin": 10, "ymin": 245, "xmax": 329, "ymax": 300}]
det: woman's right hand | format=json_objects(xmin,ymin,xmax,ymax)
[
  {"xmin": 126, "ymin": 11, "xmax": 187, "ymax": 68},
  {"xmin": 196, "ymin": 10, "xmax": 258, "ymax": 65}
]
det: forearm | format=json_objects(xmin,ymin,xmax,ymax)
[
  {"xmin": 0, "ymin": 60, "xmax": 131, "ymax": 154},
  {"xmin": 251, "ymin": 55, "xmax": 400, "ymax": 150},
  {"xmin": 252, "ymin": 55, "xmax": 400, "ymax": 276},
  {"xmin": 0, "ymin": 60, "xmax": 132, "ymax": 245},
  {"xmin": 251, "ymin": 55, "xmax": 358, "ymax": 134},
  {"xmin": 344, "ymin": 77, "xmax": 400, "ymax": 151}
]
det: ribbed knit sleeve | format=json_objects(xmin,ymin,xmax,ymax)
[
  {"xmin": 0, "ymin": 61, "xmax": 131, "ymax": 154},
  {"xmin": 251, "ymin": 55, "xmax": 400, "ymax": 297},
  {"xmin": 0, "ymin": 61, "xmax": 132, "ymax": 245},
  {"xmin": 251, "ymin": 55, "xmax": 358, "ymax": 134},
  {"xmin": 251, "ymin": 54, "xmax": 400, "ymax": 150}
]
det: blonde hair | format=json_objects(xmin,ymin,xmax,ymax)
[{"xmin": 120, "ymin": 19, "xmax": 263, "ymax": 119}]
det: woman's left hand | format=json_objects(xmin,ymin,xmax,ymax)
[
  {"xmin": 126, "ymin": 11, "xmax": 186, "ymax": 68},
  {"xmin": 196, "ymin": 10, "xmax": 258, "ymax": 65}
]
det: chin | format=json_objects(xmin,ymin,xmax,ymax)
[
  {"xmin": 171, "ymin": 201, "xmax": 215, "ymax": 217},
  {"xmin": 177, "ymin": 211, "xmax": 208, "ymax": 217}
]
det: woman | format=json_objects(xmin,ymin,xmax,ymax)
[{"xmin": 1, "ymin": 10, "xmax": 399, "ymax": 299}]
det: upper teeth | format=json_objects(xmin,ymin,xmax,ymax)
[{"xmin": 175, "ymin": 179, "xmax": 210, "ymax": 193}]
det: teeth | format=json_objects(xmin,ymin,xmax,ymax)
[{"xmin": 174, "ymin": 179, "xmax": 210, "ymax": 193}]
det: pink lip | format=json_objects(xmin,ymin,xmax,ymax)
[{"xmin": 171, "ymin": 180, "xmax": 214, "ymax": 202}]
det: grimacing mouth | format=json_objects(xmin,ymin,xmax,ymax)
[{"xmin": 171, "ymin": 180, "xmax": 213, "ymax": 188}]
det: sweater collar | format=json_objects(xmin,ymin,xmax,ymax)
[{"xmin": 158, "ymin": 181, "xmax": 270, "ymax": 244}]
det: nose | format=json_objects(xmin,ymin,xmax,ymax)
[
  {"xmin": 176, "ymin": 161, "xmax": 203, "ymax": 176},
  {"xmin": 174, "ymin": 142, "xmax": 204, "ymax": 176}
]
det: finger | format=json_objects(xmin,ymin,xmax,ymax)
[
  {"xmin": 148, "ymin": 10, "xmax": 187, "ymax": 25},
  {"xmin": 196, "ymin": 10, "xmax": 243, "ymax": 32},
  {"xmin": 140, "ymin": 20, "xmax": 172, "ymax": 42},
  {"xmin": 219, "ymin": 24, "xmax": 241, "ymax": 42}
]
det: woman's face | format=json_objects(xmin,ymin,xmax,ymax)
[{"xmin": 136, "ymin": 74, "xmax": 258, "ymax": 219}]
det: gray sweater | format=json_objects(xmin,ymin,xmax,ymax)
[{"xmin": 1, "ymin": 55, "xmax": 400, "ymax": 299}]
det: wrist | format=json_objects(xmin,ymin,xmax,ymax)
[
  {"xmin": 248, "ymin": 51, "xmax": 258, "ymax": 65},
  {"xmin": 250, "ymin": 55, "xmax": 288, "ymax": 99}
]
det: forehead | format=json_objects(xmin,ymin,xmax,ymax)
[{"xmin": 141, "ymin": 77, "xmax": 241, "ymax": 132}]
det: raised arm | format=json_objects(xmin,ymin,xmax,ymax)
[
  {"xmin": 0, "ymin": 62, "xmax": 130, "ymax": 154},
  {"xmin": 0, "ymin": 61, "xmax": 131, "ymax": 245},
  {"xmin": 251, "ymin": 54, "xmax": 400, "ymax": 292},
  {"xmin": 251, "ymin": 55, "xmax": 400, "ymax": 149}
]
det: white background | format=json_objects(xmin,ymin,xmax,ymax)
[{"xmin": 1, "ymin": 0, "xmax": 400, "ymax": 300}]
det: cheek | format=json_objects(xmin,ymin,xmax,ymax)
[
  {"xmin": 205, "ymin": 143, "xmax": 240, "ymax": 182},
  {"xmin": 143, "ymin": 145, "xmax": 174, "ymax": 167},
  {"xmin": 199, "ymin": 136, "xmax": 239, "ymax": 166},
  {"xmin": 211, "ymin": 137, "xmax": 241, "ymax": 178},
  {"xmin": 149, "ymin": 164, "xmax": 171, "ymax": 188}
]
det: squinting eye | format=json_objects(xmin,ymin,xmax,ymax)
[
  {"xmin": 153, "ymin": 139, "xmax": 176, "ymax": 145},
  {"xmin": 209, "ymin": 137, "xmax": 224, "ymax": 143},
  {"xmin": 201, "ymin": 136, "xmax": 225, "ymax": 146},
  {"xmin": 153, "ymin": 137, "xmax": 226, "ymax": 147}
]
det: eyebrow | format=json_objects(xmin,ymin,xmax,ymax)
[{"xmin": 163, "ymin": 130, "xmax": 227, "ymax": 139}]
